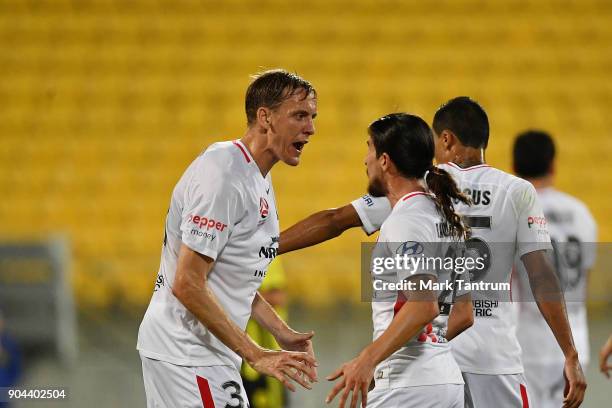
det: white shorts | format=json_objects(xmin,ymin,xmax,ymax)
[
  {"xmin": 367, "ymin": 384, "xmax": 463, "ymax": 408},
  {"xmin": 463, "ymin": 373, "xmax": 530, "ymax": 408},
  {"xmin": 140, "ymin": 353, "xmax": 249, "ymax": 408},
  {"xmin": 523, "ymin": 360, "xmax": 584, "ymax": 408}
]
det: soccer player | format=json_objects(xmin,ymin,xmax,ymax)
[
  {"xmin": 512, "ymin": 130, "xmax": 597, "ymax": 407},
  {"xmin": 137, "ymin": 69, "xmax": 318, "ymax": 407},
  {"xmin": 280, "ymin": 97, "xmax": 586, "ymax": 408},
  {"xmin": 324, "ymin": 113, "xmax": 474, "ymax": 408}
]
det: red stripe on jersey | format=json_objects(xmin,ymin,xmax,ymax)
[
  {"xmin": 520, "ymin": 384, "xmax": 529, "ymax": 408},
  {"xmin": 447, "ymin": 162, "xmax": 490, "ymax": 171},
  {"xmin": 196, "ymin": 376, "xmax": 216, "ymax": 408},
  {"xmin": 402, "ymin": 192, "xmax": 429, "ymax": 201},
  {"xmin": 393, "ymin": 291, "xmax": 407, "ymax": 316},
  {"xmin": 233, "ymin": 141, "xmax": 251, "ymax": 163}
]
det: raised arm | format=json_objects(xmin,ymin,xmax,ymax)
[
  {"xmin": 172, "ymin": 244, "xmax": 316, "ymax": 391},
  {"xmin": 521, "ymin": 249, "xmax": 586, "ymax": 408},
  {"xmin": 279, "ymin": 204, "xmax": 362, "ymax": 254}
]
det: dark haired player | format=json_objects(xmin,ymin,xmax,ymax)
[
  {"xmin": 513, "ymin": 130, "xmax": 597, "ymax": 408},
  {"xmin": 325, "ymin": 113, "xmax": 474, "ymax": 408},
  {"xmin": 137, "ymin": 69, "xmax": 318, "ymax": 407},
  {"xmin": 280, "ymin": 97, "xmax": 586, "ymax": 408}
]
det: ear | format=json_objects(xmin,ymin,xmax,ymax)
[
  {"xmin": 549, "ymin": 159, "xmax": 555, "ymax": 176},
  {"xmin": 256, "ymin": 107, "xmax": 271, "ymax": 129},
  {"xmin": 379, "ymin": 152, "xmax": 390, "ymax": 171},
  {"xmin": 440, "ymin": 130, "xmax": 456, "ymax": 150}
]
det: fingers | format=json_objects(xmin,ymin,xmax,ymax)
[
  {"xmin": 327, "ymin": 366, "xmax": 344, "ymax": 381},
  {"xmin": 361, "ymin": 381, "xmax": 368, "ymax": 408},
  {"xmin": 289, "ymin": 351, "xmax": 318, "ymax": 367},
  {"xmin": 602, "ymin": 365, "xmax": 611, "ymax": 379},
  {"xmin": 273, "ymin": 370, "xmax": 296, "ymax": 392},
  {"xmin": 293, "ymin": 330, "xmax": 315, "ymax": 342},
  {"xmin": 281, "ymin": 367, "xmax": 312, "ymax": 390},
  {"xmin": 563, "ymin": 379, "xmax": 586, "ymax": 408},
  {"xmin": 325, "ymin": 378, "xmax": 346, "ymax": 404},
  {"xmin": 338, "ymin": 383, "xmax": 351, "ymax": 408},
  {"xmin": 283, "ymin": 358, "xmax": 318, "ymax": 383},
  {"xmin": 349, "ymin": 382, "xmax": 360, "ymax": 408}
]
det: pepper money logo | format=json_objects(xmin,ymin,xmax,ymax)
[{"xmin": 527, "ymin": 215, "xmax": 547, "ymax": 229}]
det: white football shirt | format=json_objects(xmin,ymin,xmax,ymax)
[
  {"xmin": 352, "ymin": 162, "xmax": 552, "ymax": 374},
  {"xmin": 516, "ymin": 187, "xmax": 597, "ymax": 366},
  {"xmin": 370, "ymin": 191, "xmax": 464, "ymax": 388},
  {"xmin": 137, "ymin": 140, "xmax": 280, "ymax": 370}
]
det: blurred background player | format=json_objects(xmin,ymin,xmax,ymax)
[
  {"xmin": 325, "ymin": 113, "xmax": 473, "ymax": 408},
  {"xmin": 137, "ymin": 70, "xmax": 318, "ymax": 407},
  {"xmin": 513, "ymin": 130, "xmax": 597, "ymax": 407},
  {"xmin": 281, "ymin": 97, "xmax": 587, "ymax": 408},
  {"xmin": 241, "ymin": 258, "xmax": 289, "ymax": 408}
]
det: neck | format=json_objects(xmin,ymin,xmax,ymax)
[
  {"xmin": 452, "ymin": 148, "xmax": 485, "ymax": 168},
  {"xmin": 240, "ymin": 128, "xmax": 279, "ymax": 176},
  {"xmin": 385, "ymin": 175, "xmax": 425, "ymax": 208},
  {"xmin": 526, "ymin": 175, "xmax": 554, "ymax": 190}
]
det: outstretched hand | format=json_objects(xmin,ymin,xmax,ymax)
[
  {"xmin": 325, "ymin": 354, "xmax": 374, "ymax": 408},
  {"xmin": 249, "ymin": 349, "xmax": 318, "ymax": 392}
]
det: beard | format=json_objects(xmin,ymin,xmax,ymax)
[{"xmin": 367, "ymin": 175, "xmax": 386, "ymax": 197}]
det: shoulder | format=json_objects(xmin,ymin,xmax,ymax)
[
  {"xmin": 185, "ymin": 141, "xmax": 248, "ymax": 196},
  {"xmin": 549, "ymin": 189, "xmax": 596, "ymax": 225},
  {"xmin": 191, "ymin": 141, "xmax": 249, "ymax": 182},
  {"xmin": 381, "ymin": 197, "xmax": 436, "ymax": 240}
]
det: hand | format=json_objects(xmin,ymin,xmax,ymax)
[
  {"xmin": 600, "ymin": 334, "xmax": 612, "ymax": 378},
  {"xmin": 249, "ymin": 348, "xmax": 317, "ymax": 392},
  {"xmin": 277, "ymin": 329, "xmax": 318, "ymax": 382},
  {"xmin": 325, "ymin": 353, "xmax": 375, "ymax": 408},
  {"xmin": 563, "ymin": 354, "xmax": 587, "ymax": 408}
]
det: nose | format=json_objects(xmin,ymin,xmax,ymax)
[{"xmin": 304, "ymin": 118, "xmax": 315, "ymax": 136}]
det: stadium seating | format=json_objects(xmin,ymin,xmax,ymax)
[{"xmin": 1, "ymin": 0, "xmax": 610, "ymax": 309}]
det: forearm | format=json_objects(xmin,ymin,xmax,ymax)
[
  {"xmin": 523, "ymin": 251, "xmax": 578, "ymax": 358},
  {"xmin": 535, "ymin": 299, "xmax": 577, "ymax": 358},
  {"xmin": 251, "ymin": 291, "xmax": 291, "ymax": 339},
  {"xmin": 362, "ymin": 300, "xmax": 438, "ymax": 366},
  {"xmin": 174, "ymin": 272, "xmax": 262, "ymax": 364},
  {"xmin": 279, "ymin": 205, "xmax": 361, "ymax": 254},
  {"xmin": 446, "ymin": 295, "xmax": 473, "ymax": 341}
]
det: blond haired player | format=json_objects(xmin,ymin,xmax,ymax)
[{"xmin": 137, "ymin": 70, "xmax": 318, "ymax": 407}]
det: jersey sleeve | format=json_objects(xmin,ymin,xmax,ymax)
[
  {"xmin": 350, "ymin": 195, "xmax": 392, "ymax": 235},
  {"xmin": 180, "ymin": 156, "xmax": 243, "ymax": 260},
  {"xmin": 513, "ymin": 181, "xmax": 553, "ymax": 257}
]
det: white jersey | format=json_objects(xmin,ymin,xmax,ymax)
[
  {"xmin": 137, "ymin": 140, "xmax": 280, "ymax": 370},
  {"xmin": 352, "ymin": 162, "xmax": 552, "ymax": 375},
  {"xmin": 370, "ymin": 191, "xmax": 464, "ymax": 388},
  {"xmin": 516, "ymin": 187, "xmax": 597, "ymax": 366}
]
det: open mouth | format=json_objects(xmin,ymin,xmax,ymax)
[{"xmin": 292, "ymin": 141, "xmax": 307, "ymax": 153}]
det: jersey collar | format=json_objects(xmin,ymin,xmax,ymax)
[
  {"xmin": 233, "ymin": 140, "xmax": 254, "ymax": 164},
  {"xmin": 393, "ymin": 191, "xmax": 431, "ymax": 209},
  {"xmin": 447, "ymin": 162, "xmax": 490, "ymax": 171}
]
